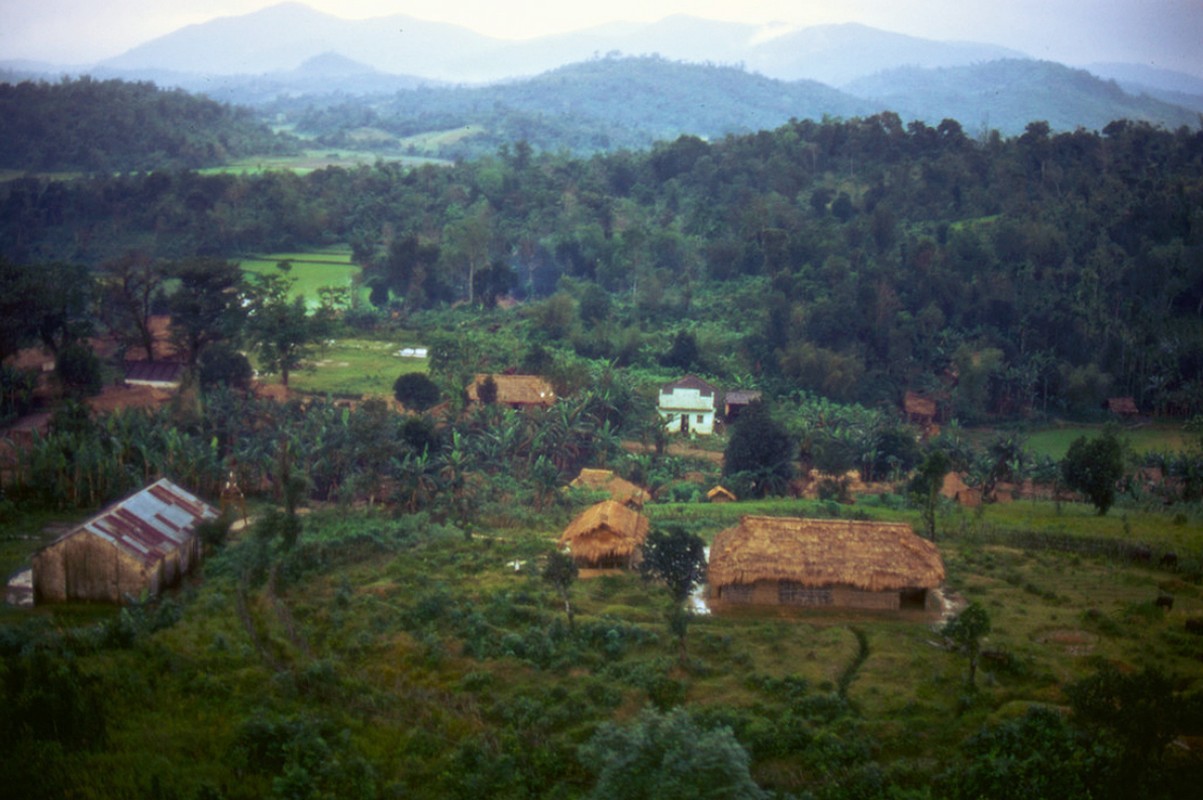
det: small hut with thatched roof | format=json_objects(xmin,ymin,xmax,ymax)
[
  {"xmin": 467, "ymin": 374, "xmax": 556, "ymax": 409},
  {"xmin": 707, "ymin": 485, "xmax": 737, "ymax": 503},
  {"xmin": 32, "ymin": 478, "xmax": 218, "ymax": 604},
  {"xmin": 558, "ymin": 500, "xmax": 649, "ymax": 569},
  {"xmin": 708, "ymin": 515, "xmax": 945, "ymax": 611},
  {"xmin": 569, "ymin": 468, "xmax": 649, "ymax": 508}
]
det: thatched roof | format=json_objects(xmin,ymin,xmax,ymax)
[
  {"xmin": 1107, "ymin": 396, "xmax": 1139, "ymax": 417},
  {"xmin": 558, "ymin": 500, "xmax": 649, "ymax": 564},
  {"xmin": 707, "ymin": 485, "xmax": 737, "ymax": 502},
  {"xmin": 903, "ymin": 391, "xmax": 937, "ymax": 419},
  {"xmin": 708, "ymin": 515, "xmax": 944, "ymax": 592},
  {"xmin": 570, "ymin": 468, "xmax": 649, "ymax": 507},
  {"xmin": 467, "ymin": 374, "xmax": 556, "ymax": 407}
]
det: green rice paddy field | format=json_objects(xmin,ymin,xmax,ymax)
[{"xmin": 239, "ymin": 244, "xmax": 362, "ymax": 309}]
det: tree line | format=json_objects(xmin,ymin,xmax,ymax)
[
  {"xmin": 0, "ymin": 77, "xmax": 299, "ymax": 173},
  {"xmin": 2, "ymin": 111, "xmax": 1202, "ymax": 418}
]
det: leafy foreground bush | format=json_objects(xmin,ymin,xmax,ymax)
[{"xmin": 580, "ymin": 707, "xmax": 766, "ymax": 800}]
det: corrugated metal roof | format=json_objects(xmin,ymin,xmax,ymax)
[
  {"xmin": 72, "ymin": 479, "xmax": 217, "ymax": 567},
  {"xmin": 661, "ymin": 375, "xmax": 716, "ymax": 396}
]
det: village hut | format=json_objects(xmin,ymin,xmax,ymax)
[
  {"xmin": 723, "ymin": 390, "xmax": 762, "ymax": 423},
  {"xmin": 708, "ymin": 515, "xmax": 945, "ymax": 611},
  {"xmin": 940, "ymin": 472, "xmax": 981, "ymax": 507},
  {"xmin": 1106, "ymin": 396, "xmax": 1140, "ymax": 419},
  {"xmin": 558, "ymin": 500, "xmax": 649, "ymax": 569},
  {"xmin": 707, "ymin": 485, "xmax": 738, "ymax": 503},
  {"xmin": 467, "ymin": 374, "xmax": 556, "ymax": 409},
  {"xmin": 123, "ymin": 360, "xmax": 185, "ymax": 390},
  {"xmin": 570, "ymin": 468, "xmax": 649, "ymax": 508},
  {"xmin": 32, "ymin": 478, "xmax": 218, "ymax": 604}
]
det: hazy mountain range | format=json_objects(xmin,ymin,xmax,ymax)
[
  {"xmin": 2, "ymin": 1, "xmax": 1201, "ymax": 152},
  {"xmin": 78, "ymin": 2, "xmax": 1031, "ymax": 86}
]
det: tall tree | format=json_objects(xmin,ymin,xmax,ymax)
[
  {"xmin": 908, "ymin": 449, "xmax": 951, "ymax": 541},
  {"xmin": 1061, "ymin": 429, "xmax": 1125, "ymax": 515},
  {"xmin": 244, "ymin": 263, "xmax": 329, "ymax": 387},
  {"xmin": 441, "ymin": 200, "xmax": 493, "ymax": 305},
  {"xmin": 942, "ymin": 602, "xmax": 991, "ymax": 688},
  {"xmin": 640, "ymin": 525, "xmax": 707, "ymax": 663},
  {"xmin": 723, "ymin": 400, "xmax": 796, "ymax": 497},
  {"xmin": 166, "ymin": 258, "xmax": 246, "ymax": 370},
  {"xmin": 542, "ymin": 549, "xmax": 579, "ymax": 632},
  {"xmin": 99, "ymin": 252, "xmax": 166, "ymax": 361}
]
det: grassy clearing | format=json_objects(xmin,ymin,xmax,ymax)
[
  {"xmin": 3, "ymin": 493, "xmax": 1202, "ymax": 796},
  {"xmin": 278, "ymin": 337, "xmax": 429, "ymax": 398},
  {"xmin": 239, "ymin": 244, "xmax": 362, "ymax": 309},
  {"xmin": 198, "ymin": 148, "xmax": 449, "ymax": 176},
  {"xmin": 1019, "ymin": 422, "xmax": 1190, "ymax": 460}
]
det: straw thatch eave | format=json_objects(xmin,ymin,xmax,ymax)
[
  {"xmin": 570, "ymin": 468, "xmax": 649, "ymax": 507},
  {"xmin": 467, "ymin": 374, "xmax": 556, "ymax": 407},
  {"xmin": 558, "ymin": 500, "xmax": 649, "ymax": 565},
  {"xmin": 708, "ymin": 515, "xmax": 944, "ymax": 593}
]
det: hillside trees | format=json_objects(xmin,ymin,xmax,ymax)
[
  {"xmin": 3, "ymin": 113, "xmax": 1203, "ymax": 417},
  {"xmin": 722, "ymin": 400, "xmax": 796, "ymax": 497},
  {"xmin": 166, "ymin": 258, "xmax": 246, "ymax": 370},
  {"xmin": 98, "ymin": 252, "xmax": 167, "ymax": 361},
  {"xmin": 0, "ymin": 77, "xmax": 298, "ymax": 172}
]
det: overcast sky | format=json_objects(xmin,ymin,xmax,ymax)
[{"xmin": 2, "ymin": 0, "xmax": 1201, "ymax": 76}]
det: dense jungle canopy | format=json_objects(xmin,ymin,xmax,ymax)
[{"xmin": 2, "ymin": 81, "xmax": 1202, "ymax": 418}]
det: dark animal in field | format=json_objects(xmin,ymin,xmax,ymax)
[
  {"xmin": 1159, "ymin": 552, "xmax": 1178, "ymax": 569},
  {"xmin": 1155, "ymin": 594, "xmax": 1174, "ymax": 611},
  {"xmin": 1185, "ymin": 618, "xmax": 1203, "ymax": 635},
  {"xmin": 1129, "ymin": 545, "xmax": 1152, "ymax": 563}
]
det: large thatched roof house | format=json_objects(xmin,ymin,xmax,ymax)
[
  {"xmin": 466, "ymin": 374, "xmax": 556, "ymax": 409},
  {"xmin": 32, "ymin": 478, "xmax": 218, "ymax": 604},
  {"xmin": 708, "ymin": 516, "xmax": 945, "ymax": 611},
  {"xmin": 569, "ymin": 468, "xmax": 650, "ymax": 508},
  {"xmin": 558, "ymin": 500, "xmax": 650, "ymax": 569}
]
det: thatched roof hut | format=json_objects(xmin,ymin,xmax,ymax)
[
  {"xmin": 707, "ymin": 485, "xmax": 737, "ymax": 503},
  {"xmin": 708, "ymin": 515, "xmax": 945, "ymax": 611},
  {"xmin": 558, "ymin": 500, "xmax": 649, "ymax": 569},
  {"xmin": 467, "ymin": 374, "xmax": 556, "ymax": 408},
  {"xmin": 940, "ymin": 472, "xmax": 981, "ymax": 507},
  {"xmin": 1107, "ymin": 396, "xmax": 1139, "ymax": 418},
  {"xmin": 32, "ymin": 478, "xmax": 217, "ymax": 604},
  {"xmin": 570, "ymin": 468, "xmax": 649, "ymax": 508}
]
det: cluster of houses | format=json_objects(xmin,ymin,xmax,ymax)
[
  {"xmin": 559, "ymin": 467, "xmax": 945, "ymax": 612},
  {"xmin": 11, "ymin": 464, "xmax": 945, "ymax": 616}
]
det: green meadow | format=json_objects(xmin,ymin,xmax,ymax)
[
  {"xmin": 1024, "ymin": 423, "xmax": 1190, "ymax": 460},
  {"xmin": 283, "ymin": 337, "xmax": 429, "ymax": 397},
  {"xmin": 198, "ymin": 148, "xmax": 449, "ymax": 176},
  {"xmin": 239, "ymin": 244, "xmax": 363, "ymax": 309}
]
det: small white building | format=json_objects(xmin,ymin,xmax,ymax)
[{"xmin": 658, "ymin": 375, "xmax": 717, "ymax": 435}]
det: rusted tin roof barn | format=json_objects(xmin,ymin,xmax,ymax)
[{"xmin": 32, "ymin": 478, "xmax": 218, "ymax": 604}]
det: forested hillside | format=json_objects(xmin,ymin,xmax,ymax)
[
  {"xmin": 4, "ymin": 113, "xmax": 1201, "ymax": 418},
  {"xmin": 282, "ymin": 57, "xmax": 871, "ymax": 158},
  {"xmin": 0, "ymin": 77, "xmax": 299, "ymax": 172}
]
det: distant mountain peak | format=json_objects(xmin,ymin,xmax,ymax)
[{"xmin": 291, "ymin": 52, "xmax": 376, "ymax": 76}]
